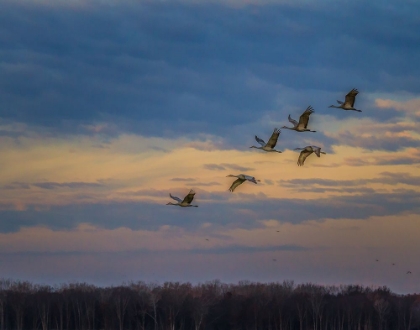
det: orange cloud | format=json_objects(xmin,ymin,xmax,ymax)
[{"xmin": 375, "ymin": 98, "xmax": 420, "ymax": 117}]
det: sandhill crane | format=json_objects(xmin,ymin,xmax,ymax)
[
  {"xmin": 282, "ymin": 106, "xmax": 316, "ymax": 132},
  {"xmin": 166, "ymin": 189, "xmax": 198, "ymax": 207},
  {"xmin": 294, "ymin": 146, "xmax": 326, "ymax": 166},
  {"xmin": 407, "ymin": 271, "xmax": 412, "ymax": 274},
  {"xmin": 226, "ymin": 174, "xmax": 259, "ymax": 192},
  {"xmin": 329, "ymin": 88, "xmax": 362, "ymax": 112},
  {"xmin": 250, "ymin": 128, "xmax": 282, "ymax": 153}
]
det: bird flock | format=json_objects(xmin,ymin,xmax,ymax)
[
  {"xmin": 167, "ymin": 88, "xmax": 361, "ymax": 205},
  {"xmin": 166, "ymin": 88, "xmax": 416, "ymax": 278}
]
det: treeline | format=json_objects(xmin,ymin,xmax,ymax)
[{"xmin": 0, "ymin": 279, "xmax": 419, "ymax": 330}]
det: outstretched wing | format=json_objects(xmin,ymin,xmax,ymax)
[
  {"xmin": 229, "ymin": 178, "xmax": 244, "ymax": 192},
  {"xmin": 288, "ymin": 114, "xmax": 298, "ymax": 127},
  {"xmin": 344, "ymin": 88, "xmax": 358, "ymax": 107},
  {"xmin": 169, "ymin": 193, "xmax": 182, "ymax": 203},
  {"xmin": 181, "ymin": 189, "xmax": 196, "ymax": 204},
  {"xmin": 297, "ymin": 150, "xmax": 313, "ymax": 166},
  {"xmin": 254, "ymin": 135, "xmax": 266, "ymax": 147},
  {"xmin": 298, "ymin": 106, "xmax": 314, "ymax": 129},
  {"xmin": 266, "ymin": 128, "xmax": 280, "ymax": 148}
]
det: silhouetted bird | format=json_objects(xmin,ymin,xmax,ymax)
[
  {"xmin": 166, "ymin": 190, "xmax": 198, "ymax": 207},
  {"xmin": 250, "ymin": 128, "xmax": 282, "ymax": 153},
  {"xmin": 294, "ymin": 146, "xmax": 326, "ymax": 166},
  {"xmin": 329, "ymin": 88, "xmax": 362, "ymax": 112},
  {"xmin": 282, "ymin": 106, "xmax": 316, "ymax": 132},
  {"xmin": 227, "ymin": 174, "xmax": 259, "ymax": 192}
]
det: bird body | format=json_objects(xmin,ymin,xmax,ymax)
[
  {"xmin": 282, "ymin": 106, "xmax": 316, "ymax": 132},
  {"xmin": 250, "ymin": 128, "xmax": 282, "ymax": 153},
  {"xmin": 227, "ymin": 174, "xmax": 259, "ymax": 192},
  {"xmin": 294, "ymin": 146, "xmax": 326, "ymax": 166},
  {"xmin": 329, "ymin": 88, "xmax": 362, "ymax": 112},
  {"xmin": 166, "ymin": 189, "xmax": 198, "ymax": 207}
]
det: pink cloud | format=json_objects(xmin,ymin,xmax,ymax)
[{"xmin": 375, "ymin": 98, "xmax": 420, "ymax": 117}]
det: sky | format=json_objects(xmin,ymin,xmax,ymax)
[{"xmin": 0, "ymin": 0, "xmax": 420, "ymax": 293}]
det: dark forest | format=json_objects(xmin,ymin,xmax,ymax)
[{"xmin": 0, "ymin": 279, "xmax": 419, "ymax": 330}]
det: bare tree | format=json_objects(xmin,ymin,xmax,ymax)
[{"xmin": 8, "ymin": 281, "xmax": 33, "ymax": 330}]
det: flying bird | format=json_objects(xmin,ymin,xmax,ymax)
[
  {"xmin": 226, "ymin": 174, "xmax": 259, "ymax": 192},
  {"xmin": 407, "ymin": 271, "xmax": 412, "ymax": 274},
  {"xmin": 329, "ymin": 88, "xmax": 362, "ymax": 112},
  {"xmin": 282, "ymin": 106, "xmax": 316, "ymax": 132},
  {"xmin": 250, "ymin": 128, "xmax": 282, "ymax": 153},
  {"xmin": 166, "ymin": 189, "xmax": 198, "ymax": 207},
  {"xmin": 294, "ymin": 146, "xmax": 326, "ymax": 166}
]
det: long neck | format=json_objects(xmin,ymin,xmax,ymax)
[
  {"xmin": 329, "ymin": 105, "xmax": 340, "ymax": 108},
  {"xmin": 250, "ymin": 146, "xmax": 261, "ymax": 149},
  {"xmin": 282, "ymin": 126, "xmax": 294, "ymax": 130}
]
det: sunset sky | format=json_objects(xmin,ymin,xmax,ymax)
[{"xmin": 0, "ymin": 0, "xmax": 419, "ymax": 293}]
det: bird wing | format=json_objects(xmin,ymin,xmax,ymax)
[
  {"xmin": 169, "ymin": 193, "xmax": 182, "ymax": 203},
  {"xmin": 288, "ymin": 114, "xmax": 298, "ymax": 127},
  {"xmin": 229, "ymin": 178, "xmax": 244, "ymax": 192},
  {"xmin": 344, "ymin": 88, "xmax": 358, "ymax": 107},
  {"xmin": 297, "ymin": 150, "xmax": 313, "ymax": 166},
  {"xmin": 181, "ymin": 190, "xmax": 196, "ymax": 204},
  {"xmin": 266, "ymin": 128, "xmax": 280, "ymax": 148},
  {"xmin": 298, "ymin": 106, "xmax": 314, "ymax": 129},
  {"xmin": 254, "ymin": 135, "xmax": 266, "ymax": 147}
]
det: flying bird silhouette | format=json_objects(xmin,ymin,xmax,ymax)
[
  {"xmin": 166, "ymin": 189, "xmax": 198, "ymax": 207},
  {"xmin": 250, "ymin": 128, "xmax": 282, "ymax": 153},
  {"xmin": 329, "ymin": 88, "xmax": 362, "ymax": 112},
  {"xmin": 282, "ymin": 106, "xmax": 316, "ymax": 132},
  {"xmin": 227, "ymin": 174, "xmax": 259, "ymax": 192},
  {"xmin": 294, "ymin": 146, "xmax": 326, "ymax": 166}
]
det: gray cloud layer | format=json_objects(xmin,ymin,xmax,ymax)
[
  {"xmin": 0, "ymin": 1, "xmax": 419, "ymax": 150},
  {"xmin": 1, "ymin": 186, "xmax": 419, "ymax": 233}
]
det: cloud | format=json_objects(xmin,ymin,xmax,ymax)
[
  {"xmin": 203, "ymin": 163, "xmax": 255, "ymax": 172},
  {"xmin": 1, "ymin": 187, "xmax": 419, "ymax": 234},
  {"xmin": 170, "ymin": 178, "xmax": 196, "ymax": 182},
  {"xmin": 32, "ymin": 181, "xmax": 104, "ymax": 190},
  {"xmin": 375, "ymin": 98, "xmax": 420, "ymax": 117},
  {"xmin": 278, "ymin": 172, "xmax": 420, "ymax": 193},
  {"xmin": 1, "ymin": 0, "xmax": 420, "ymax": 143},
  {"xmin": 191, "ymin": 244, "xmax": 309, "ymax": 254},
  {"xmin": 343, "ymin": 148, "xmax": 420, "ymax": 166},
  {"xmin": 3, "ymin": 182, "xmax": 31, "ymax": 190}
]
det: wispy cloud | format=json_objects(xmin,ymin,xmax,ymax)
[
  {"xmin": 203, "ymin": 163, "xmax": 255, "ymax": 172},
  {"xmin": 32, "ymin": 181, "xmax": 104, "ymax": 190}
]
